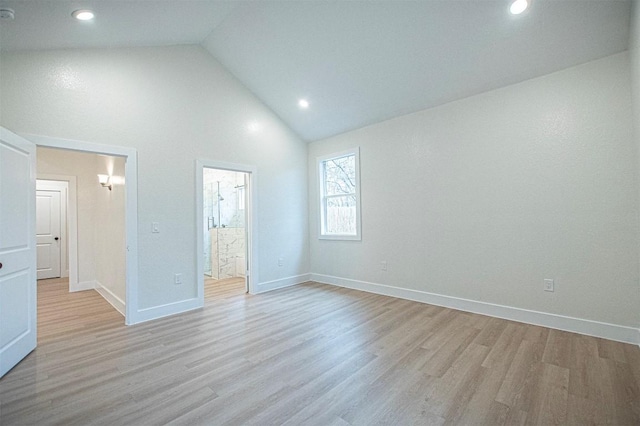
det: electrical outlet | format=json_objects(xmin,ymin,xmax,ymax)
[
  {"xmin": 174, "ymin": 273, "xmax": 182, "ymax": 285},
  {"xmin": 381, "ymin": 261, "xmax": 387, "ymax": 272},
  {"xmin": 278, "ymin": 257, "xmax": 284, "ymax": 267},
  {"xmin": 544, "ymin": 278, "xmax": 554, "ymax": 292}
]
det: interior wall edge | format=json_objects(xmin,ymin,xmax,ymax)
[
  {"xmin": 255, "ymin": 273, "xmax": 311, "ymax": 293},
  {"xmin": 310, "ymin": 273, "xmax": 640, "ymax": 346},
  {"xmin": 70, "ymin": 280, "xmax": 97, "ymax": 292},
  {"xmin": 133, "ymin": 297, "xmax": 203, "ymax": 325},
  {"xmin": 129, "ymin": 273, "xmax": 311, "ymax": 324},
  {"xmin": 94, "ymin": 280, "xmax": 125, "ymax": 317}
]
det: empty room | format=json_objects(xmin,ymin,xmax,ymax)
[{"xmin": 1, "ymin": 0, "xmax": 639, "ymax": 424}]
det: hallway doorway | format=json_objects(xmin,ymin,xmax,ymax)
[
  {"xmin": 36, "ymin": 146, "xmax": 127, "ymax": 322},
  {"xmin": 25, "ymin": 132, "xmax": 139, "ymax": 324}
]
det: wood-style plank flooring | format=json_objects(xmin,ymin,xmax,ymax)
[
  {"xmin": 1, "ymin": 278, "xmax": 639, "ymax": 425},
  {"xmin": 204, "ymin": 276, "xmax": 246, "ymax": 300}
]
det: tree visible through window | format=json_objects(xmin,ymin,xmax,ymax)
[{"xmin": 318, "ymin": 148, "xmax": 361, "ymax": 240}]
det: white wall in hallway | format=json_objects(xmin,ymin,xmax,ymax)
[
  {"xmin": 37, "ymin": 148, "xmax": 99, "ymax": 285},
  {"xmin": 94, "ymin": 154, "xmax": 127, "ymax": 303}
]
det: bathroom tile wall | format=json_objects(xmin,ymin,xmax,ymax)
[{"xmin": 210, "ymin": 227, "xmax": 245, "ymax": 279}]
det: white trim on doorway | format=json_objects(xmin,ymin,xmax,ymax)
[
  {"xmin": 21, "ymin": 133, "xmax": 140, "ymax": 325},
  {"xmin": 196, "ymin": 159, "xmax": 259, "ymax": 305},
  {"xmin": 37, "ymin": 175, "xmax": 77, "ymax": 288}
]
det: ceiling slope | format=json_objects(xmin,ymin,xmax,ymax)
[
  {"xmin": 0, "ymin": 1, "xmax": 631, "ymax": 141},
  {"xmin": 202, "ymin": 1, "xmax": 631, "ymax": 141}
]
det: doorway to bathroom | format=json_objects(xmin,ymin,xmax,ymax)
[{"xmin": 202, "ymin": 167, "xmax": 250, "ymax": 299}]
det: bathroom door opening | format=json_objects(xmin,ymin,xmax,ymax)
[{"xmin": 202, "ymin": 167, "xmax": 250, "ymax": 299}]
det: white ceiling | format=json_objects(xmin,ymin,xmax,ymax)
[
  {"xmin": 0, "ymin": 1, "xmax": 236, "ymax": 50},
  {"xmin": 0, "ymin": 1, "xmax": 632, "ymax": 141}
]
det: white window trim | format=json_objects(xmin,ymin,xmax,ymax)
[{"xmin": 317, "ymin": 147, "xmax": 361, "ymax": 241}]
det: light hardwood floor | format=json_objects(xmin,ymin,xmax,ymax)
[
  {"xmin": 1, "ymin": 279, "xmax": 639, "ymax": 425},
  {"xmin": 204, "ymin": 276, "xmax": 246, "ymax": 300}
]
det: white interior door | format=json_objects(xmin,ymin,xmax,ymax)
[
  {"xmin": 36, "ymin": 189, "xmax": 61, "ymax": 279},
  {"xmin": 0, "ymin": 127, "xmax": 37, "ymax": 378}
]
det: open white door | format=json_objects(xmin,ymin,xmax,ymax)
[{"xmin": 0, "ymin": 127, "xmax": 37, "ymax": 378}]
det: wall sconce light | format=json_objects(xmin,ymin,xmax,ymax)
[{"xmin": 97, "ymin": 174, "xmax": 112, "ymax": 191}]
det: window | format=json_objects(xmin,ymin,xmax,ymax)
[{"xmin": 318, "ymin": 148, "xmax": 361, "ymax": 240}]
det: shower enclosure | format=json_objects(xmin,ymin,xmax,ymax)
[{"xmin": 203, "ymin": 170, "xmax": 247, "ymax": 279}]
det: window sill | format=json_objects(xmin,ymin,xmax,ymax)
[{"xmin": 319, "ymin": 234, "xmax": 361, "ymax": 241}]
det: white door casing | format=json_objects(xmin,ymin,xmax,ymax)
[
  {"xmin": 36, "ymin": 189, "xmax": 61, "ymax": 279},
  {"xmin": 22, "ymin": 132, "xmax": 139, "ymax": 325},
  {"xmin": 0, "ymin": 127, "xmax": 37, "ymax": 378}
]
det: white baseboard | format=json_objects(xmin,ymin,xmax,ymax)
[
  {"xmin": 129, "ymin": 273, "xmax": 310, "ymax": 325},
  {"xmin": 134, "ymin": 298, "xmax": 203, "ymax": 324},
  {"xmin": 95, "ymin": 281, "xmax": 125, "ymax": 317},
  {"xmin": 71, "ymin": 280, "xmax": 97, "ymax": 292},
  {"xmin": 310, "ymin": 273, "xmax": 640, "ymax": 346},
  {"xmin": 256, "ymin": 273, "xmax": 311, "ymax": 293}
]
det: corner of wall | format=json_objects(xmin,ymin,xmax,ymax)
[
  {"xmin": 255, "ymin": 273, "xmax": 311, "ymax": 293},
  {"xmin": 94, "ymin": 280, "xmax": 126, "ymax": 317},
  {"xmin": 132, "ymin": 298, "xmax": 202, "ymax": 325},
  {"xmin": 70, "ymin": 280, "xmax": 97, "ymax": 292}
]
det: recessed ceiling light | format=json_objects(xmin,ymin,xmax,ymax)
[
  {"xmin": 509, "ymin": 0, "xmax": 529, "ymax": 15},
  {"xmin": 298, "ymin": 99, "xmax": 309, "ymax": 109},
  {"xmin": 72, "ymin": 9, "xmax": 95, "ymax": 21}
]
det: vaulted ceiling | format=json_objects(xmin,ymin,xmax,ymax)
[{"xmin": 0, "ymin": 0, "xmax": 632, "ymax": 141}]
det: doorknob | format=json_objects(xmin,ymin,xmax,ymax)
[
  {"xmin": 0, "ymin": 262, "xmax": 3, "ymax": 269},
  {"xmin": 54, "ymin": 237, "xmax": 59, "ymax": 241}
]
